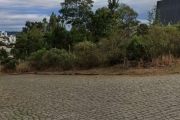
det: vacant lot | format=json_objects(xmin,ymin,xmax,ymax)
[{"xmin": 0, "ymin": 75, "xmax": 180, "ymax": 120}]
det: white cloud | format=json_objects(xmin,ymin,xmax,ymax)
[
  {"xmin": 137, "ymin": 19, "xmax": 149, "ymax": 24},
  {"xmin": 0, "ymin": 11, "xmax": 49, "ymax": 31},
  {"xmin": 0, "ymin": 0, "xmax": 158, "ymax": 31},
  {"xmin": 0, "ymin": 0, "xmax": 63, "ymax": 8}
]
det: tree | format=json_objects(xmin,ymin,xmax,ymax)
[
  {"xmin": 42, "ymin": 18, "xmax": 48, "ymax": 32},
  {"xmin": 15, "ymin": 26, "xmax": 45, "ymax": 59},
  {"xmin": 47, "ymin": 12, "xmax": 60, "ymax": 31},
  {"xmin": 117, "ymin": 3, "xmax": 138, "ymax": 29},
  {"xmin": 108, "ymin": 0, "xmax": 120, "ymax": 32},
  {"xmin": 48, "ymin": 24, "xmax": 71, "ymax": 50},
  {"xmin": 22, "ymin": 21, "xmax": 44, "ymax": 33},
  {"xmin": 137, "ymin": 23, "xmax": 149, "ymax": 36},
  {"xmin": 90, "ymin": 7, "xmax": 112, "ymax": 41},
  {"xmin": 59, "ymin": 0, "xmax": 94, "ymax": 29},
  {"xmin": 0, "ymin": 48, "xmax": 8, "ymax": 60},
  {"xmin": 108, "ymin": 0, "xmax": 119, "ymax": 12},
  {"xmin": 147, "ymin": 5, "xmax": 161, "ymax": 26},
  {"xmin": 68, "ymin": 26, "xmax": 87, "ymax": 45}
]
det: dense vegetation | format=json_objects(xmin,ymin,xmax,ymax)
[{"xmin": 1, "ymin": 0, "xmax": 180, "ymax": 72}]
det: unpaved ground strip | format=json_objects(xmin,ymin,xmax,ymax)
[{"xmin": 0, "ymin": 75, "xmax": 180, "ymax": 120}]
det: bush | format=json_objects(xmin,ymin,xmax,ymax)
[
  {"xmin": 96, "ymin": 38, "xmax": 127, "ymax": 66},
  {"xmin": 42, "ymin": 48, "xmax": 74, "ymax": 70},
  {"xmin": 0, "ymin": 48, "xmax": 8, "ymax": 60},
  {"xmin": 28, "ymin": 48, "xmax": 47, "ymax": 70},
  {"xmin": 127, "ymin": 35, "xmax": 147, "ymax": 61},
  {"xmin": 16, "ymin": 61, "xmax": 33, "ymax": 72},
  {"xmin": 28, "ymin": 48, "xmax": 74, "ymax": 70},
  {"xmin": 74, "ymin": 41, "xmax": 99, "ymax": 69},
  {"xmin": 0, "ymin": 58, "xmax": 17, "ymax": 72}
]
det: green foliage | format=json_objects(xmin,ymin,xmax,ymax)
[
  {"xmin": 59, "ymin": 0, "xmax": 94, "ymax": 28},
  {"xmin": 135, "ymin": 25, "xmax": 180, "ymax": 59},
  {"xmin": 47, "ymin": 12, "xmax": 60, "ymax": 31},
  {"xmin": 74, "ymin": 41, "xmax": 99, "ymax": 69},
  {"xmin": 137, "ymin": 23, "xmax": 148, "ymax": 36},
  {"xmin": 145, "ymin": 26, "xmax": 169, "ymax": 58},
  {"xmin": 11, "ymin": 0, "xmax": 180, "ymax": 71},
  {"xmin": 28, "ymin": 48, "xmax": 74, "ymax": 70},
  {"xmin": 147, "ymin": 5, "xmax": 161, "ymax": 26},
  {"xmin": 28, "ymin": 48, "xmax": 47, "ymax": 70},
  {"xmin": 97, "ymin": 35, "xmax": 127, "ymax": 66},
  {"xmin": 48, "ymin": 24, "xmax": 70, "ymax": 50},
  {"xmin": 0, "ymin": 48, "xmax": 8, "ymax": 60},
  {"xmin": 42, "ymin": 48, "xmax": 74, "ymax": 70},
  {"xmin": 90, "ymin": 7, "xmax": 112, "ymax": 41},
  {"xmin": 1, "ymin": 58, "xmax": 17, "ymax": 71},
  {"xmin": 22, "ymin": 21, "xmax": 44, "ymax": 33},
  {"xmin": 15, "ymin": 26, "xmax": 46, "ymax": 59},
  {"xmin": 90, "ymin": 2, "xmax": 138, "ymax": 42},
  {"xmin": 128, "ymin": 35, "xmax": 147, "ymax": 61},
  {"xmin": 117, "ymin": 3, "xmax": 138, "ymax": 29},
  {"xmin": 68, "ymin": 26, "xmax": 87, "ymax": 44}
]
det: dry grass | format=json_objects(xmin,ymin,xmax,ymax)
[
  {"xmin": 32, "ymin": 59, "xmax": 180, "ymax": 76},
  {"xmin": 151, "ymin": 54, "xmax": 174, "ymax": 66},
  {"xmin": 16, "ymin": 61, "xmax": 33, "ymax": 72},
  {"xmin": 2, "ymin": 57, "xmax": 180, "ymax": 76}
]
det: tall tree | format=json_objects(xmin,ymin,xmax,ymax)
[
  {"xmin": 90, "ymin": 7, "xmax": 112, "ymax": 41},
  {"xmin": 147, "ymin": 5, "xmax": 161, "ymax": 26},
  {"xmin": 137, "ymin": 23, "xmax": 149, "ymax": 37},
  {"xmin": 59, "ymin": 0, "xmax": 94, "ymax": 29},
  {"xmin": 47, "ymin": 12, "xmax": 60, "ymax": 31},
  {"xmin": 108, "ymin": 0, "xmax": 120, "ymax": 32},
  {"xmin": 117, "ymin": 3, "xmax": 138, "ymax": 29},
  {"xmin": 15, "ymin": 26, "xmax": 45, "ymax": 59},
  {"xmin": 49, "ymin": 24, "xmax": 70, "ymax": 50},
  {"xmin": 22, "ymin": 21, "xmax": 44, "ymax": 33}
]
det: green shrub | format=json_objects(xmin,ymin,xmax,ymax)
[
  {"xmin": 1, "ymin": 58, "xmax": 17, "ymax": 72},
  {"xmin": 0, "ymin": 48, "xmax": 8, "ymax": 60},
  {"xmin": 96, "ymin": 38, "xmax": 127, "ymax": 66},
  {"xmin": 74, "ymin": 41, "xmax": 99, "ymax": 69},
  {"xmin": 28, "ymin": 48, "xmax": 47, "ymax": 70},
  {"xmin": 127, "ymin": 35, "xmax": 146, "ymax": 61},
  {"xmin": 28, "ymin": 48, "xmax": 74, "ymax": 70},
  {"xmin": 42, "ymin": 48, "xmax": 74, "ymax": 70}
]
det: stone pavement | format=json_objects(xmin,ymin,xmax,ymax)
[{"xmin": 0, "ymin": 74, "xmax": 180, "ymax": 120}]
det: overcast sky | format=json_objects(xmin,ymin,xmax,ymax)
[{"xmin": 0, "ymin": 0, "xmax": 158, "ymax": 31}]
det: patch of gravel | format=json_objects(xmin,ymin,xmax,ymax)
[{"xmin": 0, "ymin": 75, "xmax": 180, "ymax": 119}]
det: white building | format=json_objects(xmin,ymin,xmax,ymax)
[
  {"xmin": 0, "ymin": 31, "xmax": 8, "ymax": 37},
  {"xmin": 9, "ymin": 35, "xmax": 16, "ymax": 44},
  {"xmin": 0, "ymin": 31, "xmax": 16, "ymax": 45}
]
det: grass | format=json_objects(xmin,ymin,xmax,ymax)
[{"xmin": 2, "ymin": 58, "xmax": 180, "ymax": 76}]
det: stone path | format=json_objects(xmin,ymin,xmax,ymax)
[{"xmin": 0, "ymin": 75, "xmax": 180, "ymax": 120}]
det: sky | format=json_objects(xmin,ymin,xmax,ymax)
[{"xmin": 0, "ymin": 0, "xmax": 158, "ymax": 31}]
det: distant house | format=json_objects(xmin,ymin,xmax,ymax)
[
  {"xmin": 0, "ymin": 31, "xmax": 16, "ymax": 45},
  {"xmin": 157, "ymin": 0, "xmax": 180, "ymax": 25}
]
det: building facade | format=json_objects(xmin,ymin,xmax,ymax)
[
  {"xmin": 0, "ymin": 31, "xmax": 16, "ymax": 45},
  {"xmin": 157, "ymin": 0, "xmax": 180, "ymax": 25}
]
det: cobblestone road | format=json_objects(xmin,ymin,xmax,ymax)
[{"xmin": 0, "ymin": 75, "xmax": 180, "ymax": 120}]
